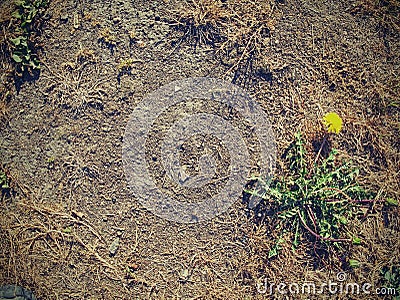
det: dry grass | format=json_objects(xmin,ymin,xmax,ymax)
[{"xmin": 168, "ymin": 0, "xmax": 281, "ymax": 84}]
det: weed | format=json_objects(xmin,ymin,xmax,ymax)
[
  {"xmin": 245, "ymin": 132, "xmax": 376, "ymax": 258},
  {"xmin": 9, "ymin": 0, "xmax": 47, "ymax": 76},
  {"xmin": 98, "ymin": 27, "xmax": 117, "ymax": 49},
  {"xmin": 380, "ymin": 265, "xmax": 400, "ymax": 299},
  {"xmin": 169, "ymin": 0, "xmax": 229, "ymax": 46},
  {"xmin": 117, "ymin": 58, "xmax": 143, "ymax": 73},
  {"xmin": 75, "ymin": 48, "xmax": 96, "ymax": 64},
  {"xmin": 0, "ymin": 169, "xmax": 11, "ymax": 199},
  {"xmin": 116, "ymin": 58, "xmax": 143, "ymax": 83}
]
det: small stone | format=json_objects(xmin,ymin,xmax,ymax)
[
  {"xmin": 2, "ymin": 285, "xmax": 24, "ymax": 298},
  {"xmin": 73, "ymin": 13, "xmax": 79, "ymax": 29},
  {"xmin": 113, "ymin": 17, "xmax": 121, "ymax": 23},
  {"xmin": 179, "ymin": 268, "xmax": 190, "ymax": 281},
  {"xmin": 109, "ymin": 237, "xmax": 120, "ymax": 256},
  {"xmin": 60, "ymin": 14, "xmax": 68, "ymax": 21},
  {"xmin": 136, "ymin": 40, "xmax": 146, "ymax": 48}
]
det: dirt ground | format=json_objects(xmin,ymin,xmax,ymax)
[{"xmin": 0, "ymin": 0, "xmax": 399, "ymax": 299}]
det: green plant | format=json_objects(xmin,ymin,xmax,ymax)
[
  {"xmin": 381, "ymin": 265, "xmax": 400, "ymax": 300},
  {"xmin": 10, "ymin": 0, "xmax": 47, "ymax": 75},
  {"xmin": 245, "ymin": 132, "xmax": 376, "ymax": 258},
  {"xmin": 117, "ymin": 58, "xmax": 142, "ymax": 73},
  {"xmin": 0, "ymin": 170, "xmax": 11, "ymax": 199},
  {"xmin": 0, "ymin": 171, "xmax": 9, "ymax": 190}
]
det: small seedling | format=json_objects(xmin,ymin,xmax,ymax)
[
  {"xmin": 117, "ymin": 58, "xmax": 142, "ymax": 73},
  {"xmin": 117, "ymin": 58, "xmax": 143, "ymax": 83},
  {"xmin": 0, "ymin": 169, "xmax": 11, "ymax": 199},
  {"xmin": 98, "ymin": 28, "xmax": 117, "ymax": 48}
]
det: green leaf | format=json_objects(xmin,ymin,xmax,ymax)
[
  {"xmin": 10, "ymin": 37, "xmax": 22, "ymax": 45},
  {"xmin": 268, "ymin": 238, "xmax": 283, "ymax": 258},
  {"xmin": 12, "ymin": 54, "xmax": 23, "ymax": 62},
  {"xmin": 349, "ymin": 259, "xmax": 360, "ymax": 268},
  {"xmin": 30, "ymin": 60, "xmax": 40, "ymax": 69},
  {"xmin": 268, "ymin": 248, "xmax": 278, "ymax": 258},
  {"xmin": 386, "ymin": 198, "xmax": 398, "ymax": 206},
  {"xmin": 352, "ymin": 237, "xmax": 361, "ymax": 245},
  {"xmin": 14, "ymin": 0, "xmax": 26, "ymax": 6},
  {"xmin": 11, "ymin": 10, "xmax": 22, "ymax": 19},
  {"xmin": 384, "ymin": 270, "xmax": 392, "ymax": 281},
  {"xmin": 62, "ymin": 226, "xmax": 72, "ymax": 233}
]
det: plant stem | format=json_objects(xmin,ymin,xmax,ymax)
[
  {"xmin": 297, "ymin": 211, "xmax": 351, "ymax": 243},
  {"xmin": 314, "ymin": 134, "xmax": 328, "ymax": 164}
]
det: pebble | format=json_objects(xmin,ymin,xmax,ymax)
[
  {"xmin": 109, "ymin": 237, "xmax": 120, "ymax": 256},
  {"xmin": 0, "ymin": 285, "xmax": 36, "ymax": 300},
  {"xmin": 60, "ymin": 14, "xmax": 68, "ymax": 22}
]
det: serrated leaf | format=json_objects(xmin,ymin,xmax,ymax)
[
  {"xmin": 1, "ymin": 182, "xmax": 7, "ymax": 188},
  {"xmin": 30, "ymin": 60, "xmax": 40, "ymax": 69},
  {"xmin": 109, "ymin": 237, "xmax": 120, "ymax": 256},
  {"xmin": 384, "ymin": 271, "xmax": 391, "ymax": 281},
  {"xmin": 339, "ymin": 216, "xmax": 348, "ymax": 224}
]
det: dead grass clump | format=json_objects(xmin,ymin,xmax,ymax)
[
  {"xmin": 170, "ymin": 0, "xmax": 230, "ymax": 46},
  {"xmin": 40, "ymin": 51, "xmax": 107, "ymax": 116},
  {"xmin": 168, "ymin": 0, "xmax": 281, "ymax": 83}
]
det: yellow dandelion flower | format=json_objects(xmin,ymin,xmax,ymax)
[{"xmin": 323, "ymin": 112, "xmax": 343, "ymax": 134}]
